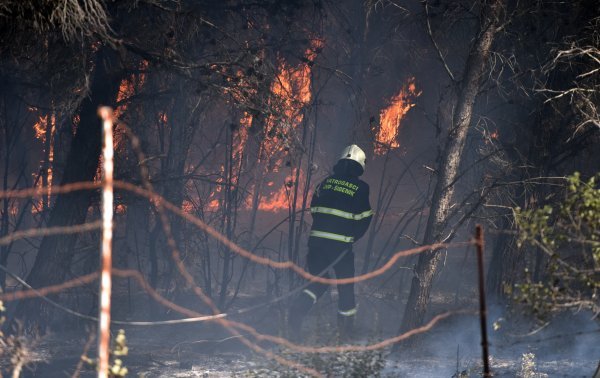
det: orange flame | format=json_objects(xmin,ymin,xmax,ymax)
[
  {"xmin": 207, "ymin": 40, "xmax": 321, "ymax": 213},
  {"xmin": 113, "ymin": 61, "xmax": 148, "ymax": 153},
  {"xmin": 260, "ymin": 40, "xmax": 320, "ymax": 161},
  {"xmin": 206, "ymin": 165, "xmax": 225, "ymax": 211},
  {"xmin": 484, "ymin": 129, "xmax": 499, "ymax": 145},
  {"xmin": 181, "ymin": 200, "xmax": 195, "ymax": 214},
  {"xmin": 258, "ymin": 184, "xmax": 289, "ymax": 211},
  {"xmin": 31, "ymin": 111, "xmax": 56, "ymax": 213},
  {"xmin": 251, "ymin": 41, "xmax": 321, "ymax": 212},
  {"xmin": 115, "ymin": 60, "xmax": 148, "ymax": 117},
  {"xmin": 374, "ymin": 78, "xmax": 420, "ymax": 155},
  {"xmin": 8, "ymin": 202, "xmax": 19, "ymax": 216},
  {"xmin": 255, "ymin": 169, "xmax": 309, "ymax": 212},
  {"xmin": 92, "ymin": 63, "xmax": 148, "ymax": 185},
  {"xmin": 233, "ymin": 112, "xmax": 252, "ymax": 166}
]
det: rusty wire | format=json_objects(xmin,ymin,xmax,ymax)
[
  {"xmin": 121, "ymin": 125, "xmax": 324, "ymax": 377},
  {"xmin": 0, "ymin": 220, "xmax": 102, "ymax": 246},
  {"xmin": 0, "ymin": 235, "xmax": 474, "ymax": 377},
  {"xmin": 117, "ymin": 176, "xmax": 470, "ymax": 285},
  {"xmin": 0, "ymin": 133, "xmax": 475, "ymax": 377},
  {"xmin": 0, "ymin": 271, "xmax": 99, "ymax": 301},
  {"xmin": 117, "ymin": 160, "xmax": 471, "ymax": 373},
  {"xmin": 0, "ymin": 179, "xmax": 472, "ymax": 375},
  {"xmin": 0, "ymin": 186, "xmax": 472, "ymax": 333},
  {"xmin": 0, "ymin": 266, "xmax": 473, "ymax": 356},
  {"xmin": 229, "ymin": 310, "xmax": 473, "ymax": 353},
  {"xmin": 0, "ymin": 180, "xmax": 472, "ymax": 285},
  {"xmin": 0, "ymin": 181, "xmax": 100, "ymax": 200},
  {"xmin": 0, "ymin": 265, "xmax": 315, "ymax": 376},
  {"xmin": 0, "ymin": 265, "xmax": 223, "ymax": 322},
  {"xmin": 116, "ymin": 174, "xmax": 469, "ymax": 371}
]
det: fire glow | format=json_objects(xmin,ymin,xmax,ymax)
[
  {"xmin": 93, "ymin": 64, "xmax": 148, "ymax": 186},
  {"xmin": 374, "ymin": 78, "xmax": 420, "ymax": 155},
  {"xmin": 251, "ymin": 41, "xmax": 321, "ymax": 212},
  {"xmin": 261, "ymin": 40, "xmax": 319, "ymax": 160},
  {"xmin": 32, "ymin": 111, "xmax": 56, "ymax": 213},
  {"xmin": 256, "ymin": 173, "xmax": 306, "ymax": 212},
  {"xmin": 207, "ymin": 41, "xmax": 321, "ymax": 213}
]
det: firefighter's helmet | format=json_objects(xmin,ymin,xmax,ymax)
[{"xmin": 339, "ymin": 144, "xmax": 366, "ymax": 170}]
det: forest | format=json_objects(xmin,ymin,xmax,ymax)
[{"xmin": 0, "ymin": 0, "xmax": 599, "ymax": 377}]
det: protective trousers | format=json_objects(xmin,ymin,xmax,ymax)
[
  {"xmin": 304, "ymin": 245, "xmax": 356, "ymax": 313},
  {"xmin": 289, "ymin": 238, "xmax": 356, "ymax": 339}
]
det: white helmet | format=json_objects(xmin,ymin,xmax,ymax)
[{"xmin": 339, "ymin": 144, "xmax": 366, "ymax": 170}]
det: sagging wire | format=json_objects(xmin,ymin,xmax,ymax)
[
  {"xmin": 0, "ymin": 263, "xmax": 227, "ymax": 325},
  {"xmin": 0, "ymin": 262, "xmax": 472, "ymax": 355},
  {"xmin": 0, "ymin": 262, "xmax": 478, "ymax": 371},
  {"xmin": 0, "ymin": 248, "xmax": 349, "ymax": 327},
  {"xmin": 0, "ymin": 127, "xmax": 473, "ymax": 377},
  {"xmin": 0, "ymin": 264, "xmax": 98, "ymax": 322},
  {"xmin": 0, "ymin": 199, "xmax": 474, "ymax": 377},
  {"xmin": 0, "ymin": 180, "xmax": 472, "ymax": 286},
  {"xmin": 0, "ymin": 221, "xmax": 102, "ymax": 246},
  {"xmin": 120, "ymin": 125, "xmax": 324, "ymax": 378},
  {"xmin": 116, "ymin": 179, "xmax": 473, "ymax": 284}
]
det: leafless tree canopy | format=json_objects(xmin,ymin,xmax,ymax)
[{"xmin": 0, "ymin": 0, "xmax": 111, "ymax": 40}]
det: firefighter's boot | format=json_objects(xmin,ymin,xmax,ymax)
[
  {"xmin": 337, "ymin": 313, "xmax": 355, "ymax": 343},
  {"xmin": 288, "ymin": 293, "xmax": 314, "ymax": 342}
]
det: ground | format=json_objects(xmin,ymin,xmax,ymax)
[{"xmin": 7, "ymin": 295, "xmax": 599, "ymax": 377}]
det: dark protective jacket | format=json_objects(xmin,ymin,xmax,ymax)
[{"xmin": 309, "ymin": 166, "xmax": 373, "ymax": 244}]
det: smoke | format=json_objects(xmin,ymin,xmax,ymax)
[{"xmin": 381, "ymin": 305, "xmax": 600, "ymax": 377}]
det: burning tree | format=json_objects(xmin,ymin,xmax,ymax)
[
  {"xmin": 373, "ymin": 78, "xmax": 420, "ymax": 155},
  {"xmin": 359, "ymin": 78, "xmax": 421, "ymax": 274},
  {"xmin": 0, "ymin": 0, "xmax": 327, "ymax": 326}
]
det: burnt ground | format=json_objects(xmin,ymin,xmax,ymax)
[
  {"xmin": 12, "ymin": 318, "xmax": 600, "ymax": 377},
  {"xmin": 5, "ymin": 284, "xmax": 600, "ymax": 377}
]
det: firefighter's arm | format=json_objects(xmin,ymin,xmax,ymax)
[{"xmin": 353, "ymin": 183, "xmax": 373, "ymax": 240}]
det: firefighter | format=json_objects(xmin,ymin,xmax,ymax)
[{"xmin": 289, "ymin": 144, "xmax": 373, "ymax": 341}]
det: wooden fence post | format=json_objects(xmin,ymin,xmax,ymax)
[
  {"xmin": 475, "ymin": 225, "xmax": 491, "ymax": 377},
  {"xmin": 98, "ymin": 107, "xmax": 114, "ymax": 378}
]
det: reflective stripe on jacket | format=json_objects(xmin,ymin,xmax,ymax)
[{"xmin": 309, "ymin": 174, "xmax": 372, "ymax": 244}]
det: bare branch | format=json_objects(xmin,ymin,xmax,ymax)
[{"xmin": 423, "ymin": 0, "xmax": 456, "ymax": 82}]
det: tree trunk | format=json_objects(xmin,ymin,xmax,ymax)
[
  {"xmin": 218, "ymin": 126, "xmax": 235, "ymax": 308},
  {"xmin": 12, "ymin": 47, "xmax": 123, "ymax": 328},
  {"xmin": 160, "ymin": 92, "xmax": 199, "ymax": 286},
  {"xmin": 0, "ymin": 82, "xmax": 26, "ymax": 289},
  {"xmin": 399, "ymin": 0, "xmax": 504, "ymax": 335}
]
